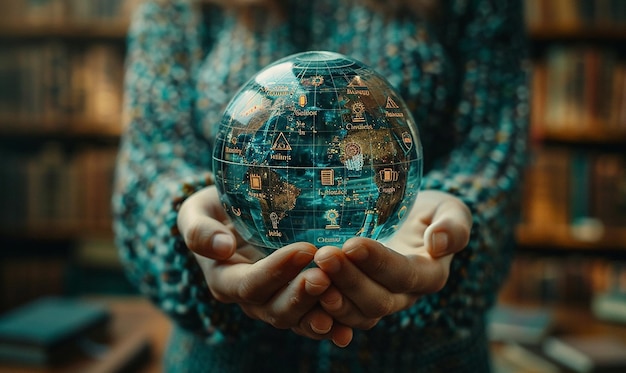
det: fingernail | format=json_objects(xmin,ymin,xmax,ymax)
[
  {"xmin": 310, "ymin": 321, "xmax": 331, "ymax": 335},
  {"xmin": 333, "ymin": 337, "xmax": 350, "ymax": 348},
  {"xmin": 316, "ymin": 255, "xmax": 341, "ymax": 274},
  {"xmin": 292, "ymin": 251, "xmax": 315, "ymax": 267},
  {"xmin": 344, "ymin": 246, "xmax": 368, "ymax": 262},
  {"xmin": 431, "ymin": 232, "xmax": 448, "ymax": 257},
  {"xmin": 305, "ymin": 279, "xmax": 327, "ymax": 296},
  {"xmin": 321, "ymin": 292, "xmax": 342, "ymax": 311},
  {"xmin": 211, "ymin": 233, "xmax": 234, "ymax": 258}
]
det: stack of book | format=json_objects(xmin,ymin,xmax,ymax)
[
  {"xmin": 0, "ymin": 297, "xmax": 150, "ymax": 370},
  {"xmin": 489, "ymin": 305, "xmax": 626, "ymax": 373}
]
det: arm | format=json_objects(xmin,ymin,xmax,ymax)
[
  {"xmin": 410, "ymin": 0, "xmax": 530, "ymax": 327},
  {"xmin": 113, "ymin": 0, "xmax": 253, "ymax": 341},
  {"xmin": 114, "ymin": 0, "xmax": 341, "ymax": 344},
  {"xmin": 314, "ymin": 0, "xmax": 529, "ymax": 331}
]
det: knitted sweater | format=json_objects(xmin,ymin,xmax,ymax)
[{"xmin": 113, "ymin": 0, "xmax": 529, "ymax": 371}]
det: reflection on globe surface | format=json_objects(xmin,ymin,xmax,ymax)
[{"xmin": 212, "ymin": 51, "xmax": 423, "ymax": 251}]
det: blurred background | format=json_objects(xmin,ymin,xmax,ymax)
[
  {"xmin": 0, "ymin": 0, "xmax": 141, "ymax": 312},
  {"xmin": 0, "ymin": 0, "xmax": 625, "ymax": 371}
]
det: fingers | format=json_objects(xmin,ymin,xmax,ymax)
[
  {"xmin": 235, "ymin": 263, "xmax": 355, "ymax": 347},
  {"xmin": 177, "ymin": 186, "xmax": 236, "ymax": 260},
  {"xmin": 313, "ymin": 238, "xmax": 455, "ymax": 329},
  {"xmin": 178, "ymin": 187, "xmax": 356, "ymax": 345},
  {"xmin": 201, "ymin": 244, "xmax": 352, "ymax": 343},
  {"xmin": 342, "ymin": 238, "xmax": 450, "ymax": 295},
  {"xmin": 319, "ymin": 286, "xmax": 381, "ymax": 330},
  {"xmin": 249, "ymin": 266, "xmax": 329, "ymax": 329},
  {"xmin": 330, "ymin": 324, "xmax": 354, "ymax": 348},
  {"xmin": 314, "ymin": 244, "xmax": 420, "ymax": 326},
  {"xmin": 410, "ymin": 190, "xmax": 472, "ymax": 258},
  {"xmin": 292, "ymin": 308, "xmax": 354, "ymax": 348},
  {"xmin": 208, "ymin": 243, "xmax": 317, "ymax": 304},
  {"xmin": 423, "ymin": 194, "xmax": 472, "ymax": 258}
]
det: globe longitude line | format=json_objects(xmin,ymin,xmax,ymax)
[
  {"xmin": 297, "ymin": 59, "xmax": 315, "ymax": 233},
  {"xmin": 331, "ymin": 60, "xmax": 356, "ymax": 231},
  {"xmin": 307, "ymin": 62, "xmax": 319, "ymax": 233},
  {"xmin": 333, "ymin": 62, "xmax": 363, "ymax": 231},
  {"xmin": 291, "ymin": 59, "xmax": 305, "ymax": 240},
  {"xmin": 339, "ymin": 65, "xmax": 373, "ymax": 234}
]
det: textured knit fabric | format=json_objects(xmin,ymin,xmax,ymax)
[{"xmin": 112, "ymin": 0, "xmax": 529, "ymax": 371}]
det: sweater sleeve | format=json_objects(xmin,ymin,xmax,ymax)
[
  {"xmin": 112, "ymin": 0, "xmax": 262, "ymax": 342},
  {"xmin": 389, "ymin": 0, "xmax": 530, "ymax": 330}
]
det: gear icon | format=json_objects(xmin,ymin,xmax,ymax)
[
  {"xmin": 351, "ymin": 102, "xmax": 365, "ymax": 116},
  {"xmin": 324, "ymin": 209, "xmax": 340, "ymax": 227},
  {"xmin": 311, "ymin": 75, "xmax": 325, "ymax": 87}
]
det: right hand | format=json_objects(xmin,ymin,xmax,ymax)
[{"xmin": 177, "ymin": 186, "xmax": 354, "ymax": 346}]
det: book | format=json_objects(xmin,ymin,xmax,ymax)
[
  {"xmin": 523, "ymin": 148, "xmax": 571, "ymax": 228},
  {"xmin": 494, "ymin": 342, "xmax": 562, "ymax": 373},
  {"xmin": 487, "ymin": 305, "xmax": 553, "ymax": 345},
  {"xmin": 542, "ymin": 335, "xmax": 626, "ymax": 373},
  {"xmin": 0, "ymin": 297, "xmax": 111, "ymax": 366},
  {"xmin": 592, "ymin": 291, "xmax": 626, "ymax": 324}
]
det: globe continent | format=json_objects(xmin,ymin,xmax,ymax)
[{"xmin": 212, "ymin": 51, "xmax": 423, "ymax": 251}]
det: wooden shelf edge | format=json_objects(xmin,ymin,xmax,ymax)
[
  {"xmin": 516, "ymin": 224, "xmax": 626, "ymax": 251},
  {"xmin": 533, "ymin": 127, "xmax": 626, "ymax": 145},
  {"xmin": 0, "ymin": 225, "xmax": 114, "ymax": 241},
  {"xmin": 527, "ymin": 25, "xmax": 626, "ymax": 41},
  {"xmin": 0, "ymin": 118, "xmax": 123, "ymax": 138},
  {"xmin": 0, "ymin": 22, "xmax": 129, "ymax": 39}
]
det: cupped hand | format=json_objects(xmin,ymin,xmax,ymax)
[
  {"xmin": 314, "ymin": 190, "xmax": 472, "ymax": 331},
  {"xmin": 177, "ymin": 186, "xmax": 353, "ymax": 346}
]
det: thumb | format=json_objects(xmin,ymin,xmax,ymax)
[
  {"xmin": 424, "ymin": 197, "xmax": 472, "ymax": 258},
  {"xmin": 177, "ymin": 187, "xmax": 236, "ymax": 260}
]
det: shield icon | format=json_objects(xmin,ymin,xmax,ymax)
[{"xmin": 402, "ymin": 132, "xmax": 413, "ymax": 151}]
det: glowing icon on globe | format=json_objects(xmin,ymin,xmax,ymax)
[{"xmin": 212, "ymin": 51, "xmax": 423, "ymax": 251}]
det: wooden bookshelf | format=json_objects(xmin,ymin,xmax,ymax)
[
  {"xmin": 520, "ymin": 0, "xmax": 626, "ymax": 255},
  {"xmin": 504, "ymin": 1, "xmax": 626, "ymax": 344},
  {"xmin": 0, "ymin": 0, "xmax": 132, "ymax": 311}
]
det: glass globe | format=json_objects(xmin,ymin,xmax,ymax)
[{"xmin": 212, "ymin": 51, "xmax": 422, "ymax": 251}]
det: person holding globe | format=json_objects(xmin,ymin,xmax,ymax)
[{"xmin": 113, "ymin": 0, "xmax": 529, "ymax": 371}]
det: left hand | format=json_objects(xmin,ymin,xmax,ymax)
[
  {"xmin": 313, "ymin": 190, "xmax": 472, "ymax": 333},
  {"xmin": 178, "ymin": 186, "xmax": 352, "ymax": 346}
]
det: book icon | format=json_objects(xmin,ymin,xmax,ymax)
[{"xmin": 320, "ymin": 169, "xmax": 334, "ymax": 186}]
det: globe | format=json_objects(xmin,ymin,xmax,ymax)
[{"xmin": 212, "ymin": 51, "xmax": 423, "ymax": 251}]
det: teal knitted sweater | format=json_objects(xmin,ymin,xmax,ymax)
[{"xmin": 113, "ymin": 0, "xmax": 529, "ymax": 371}]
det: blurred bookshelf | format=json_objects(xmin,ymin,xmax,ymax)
[
  {"xmin": 494, "ymin": 1, "xmax": 626, "ymax": 371},
  {"xmin": 516, "ymin": 0, "xmax": 626, "ymax": 254},
  {"xmin": 0, "ymin": 0, "xmax": 141, "ymax": 312},
  {"xmin": 523, "ymin": 0, "xmax": 626, "ymax": 243}
]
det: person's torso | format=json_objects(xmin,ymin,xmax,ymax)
[{"xmin": 195, "ymin": 0, "xmax": 457, "ymax": 166}]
